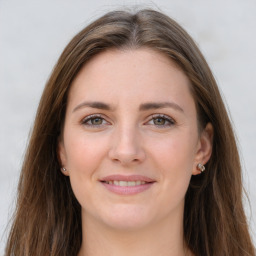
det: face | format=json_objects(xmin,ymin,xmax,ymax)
[{"xmin": 59, "ymin": 48, "xmax": 212, "ymax": 231}]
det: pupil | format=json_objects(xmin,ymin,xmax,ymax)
[
  {"xmin": 92, "ymin": 118, "xmax": 102, "ymax": 125},
  {"xmin": 154, "ymin": 118, "xmax": 165, "ymax": 125}
]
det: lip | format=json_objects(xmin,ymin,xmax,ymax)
[
  {"xmin": 100, "ymin": 175, "xmax": 156, "ymax": 195},
  {"xmin": 100, "ymin": 174, "xmax": 155, "ymax": 182}
]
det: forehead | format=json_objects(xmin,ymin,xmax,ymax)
[{"xmin": 68, "ymin": 48, "xmax": 195, "ymax": 113}]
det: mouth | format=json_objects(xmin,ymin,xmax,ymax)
[
  {"xmin": 101, "ymin": 180, "xmax": 151, "ymax": 186},
  {"xmin": 100, "ymin": 175, "xmax": 155, "ymax": 195}
]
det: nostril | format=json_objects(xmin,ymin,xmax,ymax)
[
  {"xmin": 111, "ymin": 156, "xmax": 141, "ymax": 165},
  {"xmin": 108, "ymin": 138, "xmax": 146, "ymax": 165}
]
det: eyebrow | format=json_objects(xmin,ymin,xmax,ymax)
[
  {"xmin": 139, "ymin": 102, "xmax": 184, "ymax": 112},
  {"xmin": 73, "ymin": 101, "xmax": 184, "ymax": 113},
  {"xmin": 73, "ymin": 101, "xmax": 113, "ymax": 112}
]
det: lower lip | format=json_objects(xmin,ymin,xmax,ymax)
[{"xmin": 101, "ymin": 182, "xmax": 154, "ymax": 195}]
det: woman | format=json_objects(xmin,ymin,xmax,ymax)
[{"xmin": 5, "ymin": 8, "xmax": 255, "ymax": 256}]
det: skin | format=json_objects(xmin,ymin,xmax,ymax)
[{"xmin": 58, "ymin": 48, "xmax": 213, "ymax": 256}]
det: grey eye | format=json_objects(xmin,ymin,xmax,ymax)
[
  {"xmin": 147, "ymin": 114, "xmax": 175, "ymax": 127},
  {"xmin": 82, "ymin": 115, "xmax": 108, "ymax": 127}
]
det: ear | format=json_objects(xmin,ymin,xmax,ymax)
[
  {"xmin": 57, "ymin": 139, "xmax": 69, "ymax": 176},
  {"xmin": 192, "ymin": 122, "xmax": 213, "ymax": 175}
]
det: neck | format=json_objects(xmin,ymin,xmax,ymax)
[{"xmin": 78, "ymin": 211, "xmax": 190, "ymax": 256}]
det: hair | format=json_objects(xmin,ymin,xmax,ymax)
[{"xmin": 5, "ymin": 8, "xmax": 255, "ymax": 256}]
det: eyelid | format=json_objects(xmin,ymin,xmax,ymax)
[
  {"xmin": 145, "ymin": 114, "xmax": 176, "ymax": 126},
  {"xmin": 81, "ymin": 114, "xmax": 110, "ymax": 127},
  {"xmin": 80, "ymin": 113, "xmax": 176, "ymax": 128}
]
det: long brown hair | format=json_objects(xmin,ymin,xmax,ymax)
[{"xmin": 5, "ymin": 9, "xmax": 255, "ymax": 256}]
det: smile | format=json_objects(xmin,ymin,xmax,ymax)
[
  {"xmin": 100, "ymin": 175, "xmax": 155, "ymax": 195},
  {"xmin": 103, "ymin": 180, "xmax": 147, "ymax": 186}
]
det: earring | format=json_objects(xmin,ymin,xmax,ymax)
[
  {"xmin": 197, "ymin": 163, "xmax": 205, "ymax": 173},
  {"xmin": 61, "ymin": 167, "xmax": 67, "ymax": 172}
]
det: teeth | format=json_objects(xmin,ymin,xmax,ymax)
[
  {"xmin": 114, "ymin": 180, "xmax": 119, "ymax": 186},
  {"xmin": 105, "ymin": 180, "xmax": 147, "ymax": 186},
  {"xmin": 128, "ymin": 181, "xmax": 135, "ymax": 186}
]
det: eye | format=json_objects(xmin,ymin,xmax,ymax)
[
  {"xmin": 81, "ymin": 114, "xmax": 109, "ymax": 127},
  {"xmin": 147, "ymin": 114, "xmax": 175, "ymax": 127}
]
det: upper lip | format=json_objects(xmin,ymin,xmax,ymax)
[{"xmin": 100, "ymin": 174, "xmax": 155, "ymax": 183}]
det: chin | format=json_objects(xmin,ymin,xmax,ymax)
[{"xmin": 96, "ymin": 204, "xmax": 155, "ymax": 231}]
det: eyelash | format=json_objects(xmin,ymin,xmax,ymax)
[
  {"xmin": 81, "ymin": 114, "xmax": 176, "ymax": 128},
  {"xmin": 147, "ymin": 114, "xmax": 176, "ymax": 127},
  {"xmin": 81, "ymin": 114, "xmax": 109, "ymax": 128}
]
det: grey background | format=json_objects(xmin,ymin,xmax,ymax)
[{"xmin": 0, "ymin": 0, "xmax": 255, "ymax": 253}]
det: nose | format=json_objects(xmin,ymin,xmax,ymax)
[{"xmin": 108, "ymin": 126, "xmax": 146, "ymax": 166}]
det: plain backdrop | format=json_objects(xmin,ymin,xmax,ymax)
[{"xmin": 0, "ymin": 0, "xmax": 255, "ymax": 253}]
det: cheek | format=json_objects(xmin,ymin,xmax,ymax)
[
  {"xmin": 64, "ymin": 131, "xmax": 108, "ymax": 177},
  {"xmin": 147, "ymin": 130, "xmax": 197, "ymax": 196},
  {"xmin": 64, "ymin": 132, "xmax": 109, "ymax": 205},
  {"xmin": 149, "ymin": 132, "xmax": 197, "ymax": 172}
]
